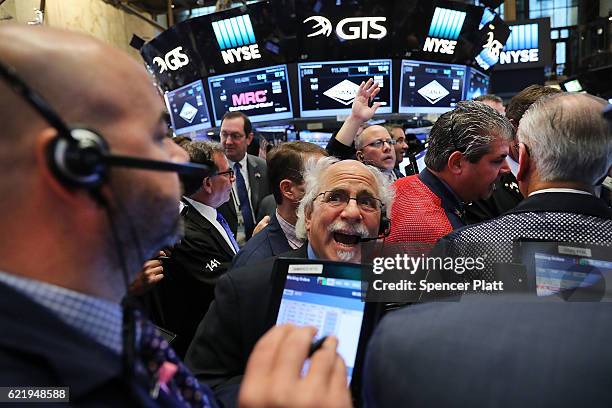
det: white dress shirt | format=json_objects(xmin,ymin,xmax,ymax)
[{"xmin": 184, "ymin": 197, "xmax": 237, "ymax": 254}]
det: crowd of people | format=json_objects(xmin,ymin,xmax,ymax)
[{"xmin": 1, "ymin": 24, "xmax": 611, "ymax": 408}]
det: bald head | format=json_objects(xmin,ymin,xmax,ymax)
[
  {"xmin": 355, "ymin": 125, "xmax": 396, "ymax": 171},
  {"xmin": 0, "ymin": 24, "xmax": 165, "ymax": 196}
]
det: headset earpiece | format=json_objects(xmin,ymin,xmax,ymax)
[
  {"xmin": 378, "ymin": 206, "xmax": 391, "ymax": 237},
  {"xmin": 47, "ymin": 127, "xmax": 109, "ymax": 190}
]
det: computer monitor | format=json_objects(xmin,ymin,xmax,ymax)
[
  {"xmin": 164, "ymin": 80, "xmax": 212, "ymax": 135},
  {"xmin": 464, "ymin": 67, "xmax": 490, "ymax": 100},
  {"xmin": 399, "ymin": 59, "xmax": 466, "ymax": 114},
  {"xmin": 207, "ymin": 64, "xmax": 293, "ymax": 126},
  {"xmin": 561, "ymin": 78, "xmax": 583, "ymax": 93},
  {"xmin": 298, "ymin": 131, "xmax": 333, "ymax": 149},
  {"xmin": 298, "ymin": 59, "xmax": 392, "ymax": 118}
]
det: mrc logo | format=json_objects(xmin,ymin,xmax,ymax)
[
  {"xmin": 422, "ymin": 7, "xmax": 466, "ymax": 55},
  {"xmin": 232, "ymin": 90, "xmax": 267, "ymax": 106},
  {"xmin": 212, "ymin": 14, "xmax": 262, "ymax": 65}
]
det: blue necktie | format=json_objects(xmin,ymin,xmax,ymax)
[
  {"xmin": 233, "ymin": 162, "xmax": 255, "ymax": 237},
  {"xmin": 216, "ymin": 212, "xmax": 240, "ymax": 253}
]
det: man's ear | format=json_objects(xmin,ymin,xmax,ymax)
[
  {"xmin": 304, "ymin": 202, "xmax": 313, "ymax": 232},
  {"xmin": 34, "ymin": 129, "xmax": 95, "ymax": 206},
  {"xmin": 516, "ymin": 143, "xmax": 531, "ymax": 183},
  {"xmin": 246, "ymin": 132, "xmax": 254, "ymax": 146},
  {"xmin": 356, "ymin": 150, "xmax": 365, "ymax": 162},
  {"xmin": 447, "ymin": 151, "xmax": 463, "ymax": 175},
  {"xmin": 279, "ymin": 179, "xmax": 296, "ymax": 201},
  {"xmin": 202, "ymin": 177, "xmax": 214, "ymax": 194}
]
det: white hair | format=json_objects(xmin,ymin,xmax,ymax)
[
  {"xmin": 518, "ymin": 93, "xmax": 612, "ymax": 184},
  {"xmin": 295, "ymin": 157, "xmax": 394, "ymax": 240}
]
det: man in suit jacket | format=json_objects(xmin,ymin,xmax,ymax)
[
  {"xmin": 232, "ymin": 141, "xmax": 327, "ymax": 268},
  {"xmin": 159, "ymin": 141, "xmax": 238, "ymax": 358},
  {"xmin": 217, "ymin": 111, "xmax": 269, "ymax": 243},
  {"xmin": 465, "ymin": 86, "xmax": 561, "ymax": 224},
  {"xmin": 386, "ymin": 124, "xmax": 408, "ymax": 179},
  {"xmin": 186, "ymin": 157, "xmax": 392, "ymax": 406},
  {"xmin": 0, "ymin": 24, "xmax": 218, "ymax": 406},
  {"xmin": 364, "ymin": 93, "xmax": 612, "ymax": 407}
]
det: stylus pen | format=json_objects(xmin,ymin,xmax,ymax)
[{"xmin": 308, "ymin": 336, "xmax": 328, "ymax": 357}]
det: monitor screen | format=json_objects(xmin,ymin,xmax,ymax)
[
  {"xmin": 562, "ymin": 79, "xmax": 583, "ymax": 93},
  {"xmin": 298, "ymin": 131, "xmax": 333, "ymax": 149},
  {"xmin": 298, "ymin": 59, "xmax": 392, "ymax": 118},
  {"xmin": 464, "ymin": 67, "xmax": 490, "ymax": 100},
  {"xmin": 276, "ymin": 272, "xmax": 365, "ymax": 383},
  {"xmin": 164, "ymin": 80, "xmax": 212, "ymax": 135},
  {"xmin": 399, "ymin": 59, "xmax": 466, "ymax": 114},
  {"xmin": 207, "ymin": 64, "xmax": 293, "ymax": 126}
]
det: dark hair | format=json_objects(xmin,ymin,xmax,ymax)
[
  {"xmin": 474, "ymin": 94, "xmax": 503, "ymax": 104},
  {"xmin": 221, "ymin": 111, "xmax": 252, "ymax": 137},
  {"xmin": 505, "ymin": 85, "xmax": 562, "ymax": 130},
  {"xmin": 424, "ymin": 101, "xmax": 514, "ymax": 172},
  {"xmin": 180, "ymin": 141, "xmax": 224, "ymax": 196},
  {"xmin": 172, "ymin": 135, "xmax": 192, "ymax": 148},
  {"xmin": 267, "ymin": 141, "xmax": 327, "ymax": 205}
]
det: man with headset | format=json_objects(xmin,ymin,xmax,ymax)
[
  {"xmin": 0, "ymin": 24, "xmax": 350, "ymax": 407},
  {"xmin": 186, "ymin": 157, "xmax": 392, "ymax": 406}
]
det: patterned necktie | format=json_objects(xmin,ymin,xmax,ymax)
[
  {"xmin": 216, "ymin": 211, "xmax": 240, "ymax": 253},
  {"xmin": 233, "ymin": 162, "xmax": 255, "ymax": 237},
  {"xmin": 135, "ymin": 311, "xmax": 216, "ymax": 407}
]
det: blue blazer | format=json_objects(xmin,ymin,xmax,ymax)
[{"xmin": 231, "ymin": 212, "xmax": 292, "ymax": 268}]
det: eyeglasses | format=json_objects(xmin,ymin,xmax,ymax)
[
  {"xmin": 215, "ymin": 169, "xmax": 235, "ymax": 178},
  {"xmin": 315, "ymin": 189, "xmax": 382, "ymax": 212},
  {"xmin": 363, "ymin": 139, "xmax": 396, "ymax": 149}
]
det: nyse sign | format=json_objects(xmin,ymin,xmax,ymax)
[
  {"xmin": 422, "ymin": 38, "xmax": 456, "ymax": 55},
  {"xmin": 303, "ymin": 16, "xmax": 387, "ymax": 41},
  {"xmin": 499, "ymin": 49, "xmax": 539, "ymax": 64},
  {"xmin": 212, "ymin": 15, "xmax": 263, "ymax": 65}
]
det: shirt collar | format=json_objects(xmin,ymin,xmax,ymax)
[
  {"xmin": 419, "ymin": 168, "xmax": 465, "ymax": 209},
  {"xmin": 529, "ymin": 188, "xmax": 593, "ymax": 197},
  {"xmin": 229, "ymin": 154, "xmax": 248, "ymax": 170},
  {"xmin": 276, "ymin": 210, "xmax": 304, "ymax": 250},
  {"xmin": 0, "ymin": 270, "xmax": 123, "ymax": 354},
  {"xmin": 307, "ymin": 243, "xmax": 318, "ymax": 260},
  {"xmin": 184, "ymin": 196, "xmax": 217, "ymax": 221}
]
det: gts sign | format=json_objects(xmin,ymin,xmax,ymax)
[
  {"xmin": 303, "ymin": 16, "xmax": 387, "ymax": 40},
  {"xmin": 152, "ymin": 46, "xmax": 190, "ymax": 73}
]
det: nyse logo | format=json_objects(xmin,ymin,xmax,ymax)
[
  {"xmin": 232, "ymin": 90, "xmax": 267, "ymax": 106},
  {"xmin": 422, "ymin": 7, "xmax": 466, "ymax": 55},
  {"xmin": 499, "ymin": 23, "xmax": 539, "ymax": 65},
  {"xmin": 499, "ymin": 49, "xmax": 539, "ymax": 64},
  {"xmin": 212, "ymin": 15, "xmax": 262, "ymax": 65},
  {"xmin": 422, "ymin": 38, "xmax": 456, "ymax": 55},
  {"xmin": 303, "ymin": 16, "xmax": 387, "ymax": 41},
  {"xmin": 153, "ymin": 46, "xmax": 189, "ymax": 73}
]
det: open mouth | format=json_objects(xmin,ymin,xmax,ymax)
[{"xmin": 333, "ymin": 232, "xmax": 360, "ymax": 246}]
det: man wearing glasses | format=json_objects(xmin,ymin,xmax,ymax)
[
  {"xmin": 355, "ymin": 125, "xmax": 398, "ymax": 183},
  {"xmin": 217, "ymin": 111, "xmax": 270, "ymax": 244},
  {"xmin": 160, "ymin": 141, "xmax": 239, "ymax": 358},
  {"xmin": 186, "ymin": 158, "xmax": 392, "ymax": 405}
]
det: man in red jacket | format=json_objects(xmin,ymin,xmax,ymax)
[{"xmin": 387, "ymin": 101, "xmax": 513, "ymax": 246}]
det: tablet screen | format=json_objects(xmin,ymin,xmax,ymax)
[{"xmin": 275, "ymin": 272, "xmax": 364, "ymax": 382}]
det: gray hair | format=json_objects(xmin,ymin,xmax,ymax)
[
  {"xmin": 424, "ymin": 100, "xmax": 514, "ymax": 171},
  {"xmin": 295, "ymin": 157, "xmax": 394, "ymax": 240},
  {"xmin": 518, "ymin": 93, "xmax": 612, "ymax": 184},
  {"xmin": 181, "ymin": 141, "xmax": 226, "ymax": 196}
]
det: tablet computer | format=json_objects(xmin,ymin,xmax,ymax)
[
  {"xmin": 267, "ymin": 257, "xmax": 382, "ymax": 400},
  {"xmin": 513, "ymin": 239, "xmax": 612, "ymax": 301}
]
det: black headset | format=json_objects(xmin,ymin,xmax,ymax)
[
  {"xmin": 378, "ymin": 209, "xmax": 391, "ymax": 238},
  {"xmin": 0, "ymin": 61, "xmax": 214, "ymax": 191}
]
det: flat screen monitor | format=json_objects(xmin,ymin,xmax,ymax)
[
  {"xmin": 298, "ymin": 131, "xmax": 333, "ymax": 149},
  {"xmin": 298, "ymin": 59, "xmax": 392, "ymax": 118},
  {"xmin": 207, "ymin": 64, "xmax": 293, "ymax": 126},
  {"xmin": 164, "ymin": 80, "xmax": 212, "ymax": 135},
  {"xmin": 464, "ymin": 67, "xmax": 490, "ymax": 100},
  {"xmin": 561, "ymin": 78, "xmax": 583, "ymax": 93},
  {"xmin": 399, "ymin": 59, "xmax": 466, "ymax": 114}
]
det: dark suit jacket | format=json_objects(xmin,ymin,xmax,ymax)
[
  {"xmin": 155, "ymin": 199, "xmax": 236, "ymax": 358},
  {"xmin": 364, "ymin": 295, "xmax": 612, "ymax": 408},
  {"xmin": 0, "ymin": 281, "xmax": 177, "ymax": 407},
  {"xmin": 185, "ymin": 245, "xmax": 308, "ymax": 406},
  {"xmin": 218, "ymin": 154, "xmax": 270, "ymax": 237},
  {"xmin": 255, "ymin": 194, "xmax": 277, "ymax": 221},
  {"xmin": 231, "ymin": 212, "xmax": 292, "ymax": 269},
  {"xmin": 465, "ymin": 172, "xmax": 524, "ymax": 224},
  {"xmin": 435, "ymin": 192, "xmax": 612, "ymax": 284}
]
